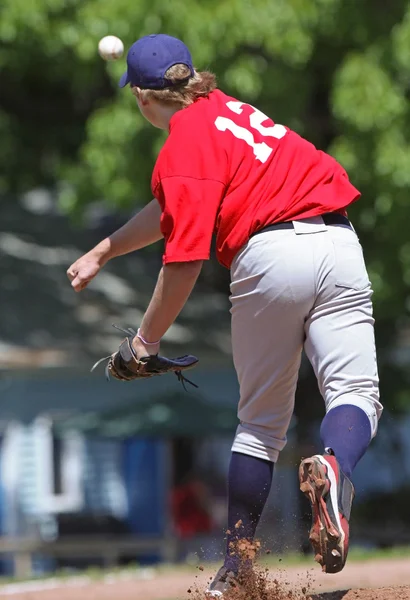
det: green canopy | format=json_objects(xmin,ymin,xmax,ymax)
[{"xmin": 57, "ymin": 392, "xmax": 238, "ymax": 438}]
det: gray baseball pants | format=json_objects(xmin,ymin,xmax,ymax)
[{"xmin": 230, "ymin": 216, "xmax": 382, "ymax": 463}]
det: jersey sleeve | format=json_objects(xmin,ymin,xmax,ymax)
[{"xmin": 154, "ymin": 176, "xmax": 225, "ymax": 264}]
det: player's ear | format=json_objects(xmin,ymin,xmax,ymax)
[
  {"xmin": 131, "ymin": 86, "xmax": 144, "ymax": 103},
  {"xmin": 137, "ymin": 88, "xmax": 150, "ymax": 106}
]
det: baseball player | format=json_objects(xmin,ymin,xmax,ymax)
[{"xmin": 67, "ymin": 34, "xmax": 382, "ymax": 596}]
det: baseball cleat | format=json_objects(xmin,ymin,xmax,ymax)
[
  {"xmin": 299, "ymin": 454, "xmax": 354, "ymax": 574},
  {"xmin": 205, "ymin": 566, "xmax": 239, "ymax": 597}
]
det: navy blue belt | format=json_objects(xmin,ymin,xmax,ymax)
[{"xmin": 251, "ymin": 212, "xmax": 351, "ymax": 237}]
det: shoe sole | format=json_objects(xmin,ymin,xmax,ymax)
[{"xmin": 299, "ymin": 456, "xmax": 346, "ymax": 574}]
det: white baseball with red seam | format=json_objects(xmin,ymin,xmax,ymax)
[{"xmin": 98, "ymin": 36, "xmax": 124, "ymax": 61}]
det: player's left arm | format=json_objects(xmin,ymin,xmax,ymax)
[{"xmin": 132, "ymin": 260, "xmax": 203, "ymax": 357}]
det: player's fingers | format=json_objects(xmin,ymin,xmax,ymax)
[
  {"xmin": 66, "ymin": 266, "xmax": 77, "ymax": 282},
  {"xmin": 71, "ymin": 274, "xmax": 89, "ymax": 292}
]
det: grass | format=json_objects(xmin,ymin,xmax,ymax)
[{"xmin": 259, "ymin": 544, "xmax": 410, "ymax": 569}]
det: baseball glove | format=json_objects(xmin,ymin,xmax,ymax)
[{"xmin": 91, "ymin": 326, "xmax": 199, "ymax": 389}]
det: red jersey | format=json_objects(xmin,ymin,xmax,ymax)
[{"xmin": 152, "ymin": 89, "xmax": 360, "ymax": 268}]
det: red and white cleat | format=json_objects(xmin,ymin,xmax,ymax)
[{"xmin": 299, "ymin": 454, "xmax": 355, "ymax": 574}]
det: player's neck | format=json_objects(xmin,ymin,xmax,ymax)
[{"xmin": 154, "ymin": 104, "xmax": 183, "ymax": 131}]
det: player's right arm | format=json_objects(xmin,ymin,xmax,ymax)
[{"xmin": 67, "ymin": 198, "xmax": 162, "ymax": 292}]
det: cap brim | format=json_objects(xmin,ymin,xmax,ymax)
[{"xmin": 118, "ymin": 71, "xmax": 131, "ymax": 88}]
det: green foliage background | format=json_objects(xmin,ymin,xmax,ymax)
[{"xmin": 1, "ymin": 0, "xmax": 410, "ymax": 408}]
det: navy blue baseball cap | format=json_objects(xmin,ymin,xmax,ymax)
[{"xmin": 118, "ymin": 34, "xmax": 194, "ymax": 90}]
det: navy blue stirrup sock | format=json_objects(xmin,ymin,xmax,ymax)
[
  {"xmin": 320, "ymin": 404, "xmax": 372, "ymax": 478},
  {"xmin": 224, "ymin": 452, "xmax": 274, "ymax": 574}
]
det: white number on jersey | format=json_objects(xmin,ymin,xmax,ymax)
[{"xmin": 214, "ymin": 101, "xmax": 287, "ymax": 163}]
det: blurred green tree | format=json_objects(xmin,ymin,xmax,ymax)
[{"xmin": 1, "ymin": 0, "xmax": 410, "ymax": 411}]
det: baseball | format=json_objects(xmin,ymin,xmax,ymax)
[{"xmin": 98, "ymin": 35, "xmax": 124, "ymax": 61}]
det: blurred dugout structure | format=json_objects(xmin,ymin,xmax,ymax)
[{"xmin": 0, "ymin": 192, "xmax": 233, "ymax": 576}]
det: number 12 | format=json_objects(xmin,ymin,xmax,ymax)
[{"xmin": 215, "ymin": 101, "xmax": 287, "ymax": 163}]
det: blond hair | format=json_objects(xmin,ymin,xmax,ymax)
[{"xmin": 138, "ymin": 64, "xmax": 217, "ymax": 109}]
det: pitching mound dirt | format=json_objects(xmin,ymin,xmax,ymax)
[
  {"xmin": 188, "ymin": 564, "xmax": 410, "ymax": 600},
  {"xmin": 313, "ymin": 588, "xmax": 410, "ymax": 599}
]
